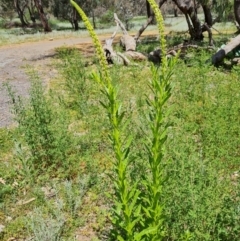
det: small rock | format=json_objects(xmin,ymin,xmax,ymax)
[
  {"xmin": 41, "ymin": 186, "xmax": 57, "ymax": 198},
  {"xmin": 0, "ymin": 224, "xmax": 5, "ymax": 233},
  {"xmin": 5, "ymin": 216, "xmax": 12, "ymax": 222},
  {"xmin": 0, "ymin": 178, "xmax": 6, "ymax": 185}
]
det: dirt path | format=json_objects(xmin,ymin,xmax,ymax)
[
  {"xmin": 0, "ymin": 35, "xmax": 106, "ymax": 128},
  {"xmin": 0, "ymin": 31, "xmax": 160, "ymax": 128}
]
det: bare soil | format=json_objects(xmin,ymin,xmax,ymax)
[{"xmin": 0, "ymin": 35, "xmax": 102, "ymax": 128}]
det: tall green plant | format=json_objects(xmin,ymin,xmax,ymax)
[
  {"xmin": 70, "ymin": 0, "xmax": 177, "ymax": 240},
  {"xmin": 70, "ymin": 1, "xmax": 142, "ymax": 240},
  {"xmin": 140, "ymin": 1, "xmax": 177, "ymax": 240}
]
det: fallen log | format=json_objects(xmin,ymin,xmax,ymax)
[
  {"xmin": 103, "ymin": 21, "xmax": 119, "ymax": 64},
  {"xmin": 212, "ymin": 35, "xmax": 240, "ymax": 65},
  {"xmin": 102, "ymin": 13, "xmax": 148, "ymax": 65},
  {"xmin": 114, "ymin": 13, "xmax": 153, "ymax": 53}
]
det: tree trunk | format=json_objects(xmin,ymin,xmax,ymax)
[
  {"xmin": 92, "ymin": 10, "xmax": 96, "ymax": 29},
  {"xmin": 34, "ymin": 0, "xmax": 51, "ymax": 32},
  {"xmin": 201, "ymin": 3, "xmax": 213, "ymax": 44},
  {"xmin": 202, "ymin": 4, "xmax": 213, "ymax": 27},
  {"xmin": 211, "ymin": 35, "xmax": 240, "ymax": 65},
  {"xmin": 234, "ymin": 0, "xmax": 240, "ymax": 27},
  {"xmin": 72, "ymin": 8, "xmax": 78, "ymax": 31},
  {"xmin": 14, "ymin": 0, "xmax": 28, "ymax": 27},
  {"xmin": 27, "ymin": 6, "xmax": 36, "ymax": 23},
  {"xmin": 146, "ymin": 0, "xmax": 155, "ymax": 24},
  {"xmin": 146, "ymin": 0, "xmax": 151, "ymax": 18},
  {"xmin": 174, "ymin": 5, "xmax": 178, "ymax": 17},
  {"xmin": 173, "ymin": 0, "xmax": 203, "ymax": 40},
  {"xmin": 159, "ymin": 0, "xmax": 167, "ymax": 8}
]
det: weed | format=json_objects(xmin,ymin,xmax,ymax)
[
  {"xmin": 0, "ymin": 128, "xmax": 13, "ymax": 154},
  {"xmin": 71, "ymin": 1, "xmax": 178, "ymax": 240},
  {"xmin": 62, "ymin": 175, "xmax": 90, "ymax": 219},
  {"xmin": 5, "ymin": 71, "xmax": 75, "ymax": 180},
  {"xmin": 26, "ymin": 206, "xmax": 65, "ymax": 241}
]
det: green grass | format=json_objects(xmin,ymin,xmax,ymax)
[{"xmin": 0, "ymin": 33, "xmax": 240, "ymax": 240}]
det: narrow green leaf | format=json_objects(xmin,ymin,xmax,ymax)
[
  {"xmin": 134, "ymin": 226, "xmax": 158, "ymax": 240},
  {"xmin": 117, "ymin": 235, "xmax": 125, "ymax": 241},
  {"xmin": 129, "ymin": 189, "xmax": 140, "ymax": 214}
]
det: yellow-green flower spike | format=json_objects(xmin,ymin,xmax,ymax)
[
  {"xmin": 70, "ymin": 0, "xmax": 110, "ymax": 85},
  {"xmin": 146, "ymin": 0, "xmax": 167, "ymax": 69}
]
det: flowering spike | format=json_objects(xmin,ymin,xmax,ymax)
[{"xmin": 70, "ymin": 0, "xmax": 110, "ymax": 85}]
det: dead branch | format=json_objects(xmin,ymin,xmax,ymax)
[
  {"xmin": 124, "ymin": 51, "xmax": 147, "ymax": 61},
  {"xmin": 116, "ymin": 52, "xmax": 131, "ymax": 66},
  {"xmin": 103, "ymin": 22, "xmax": 119, "ymax": 64},
  {"xmin": 203, "ymin": 23, "xmax": 214, "ymax": 46},
  {"xmin": 103, "ymin": 13, "xmax": 149, "ymax": 65},
  {"xmin": 120, "ymin": 35, "xmax": 137, "ymax": 51},
  {"xmin": 134, "ymin": 15, "xmax": 154, "ymax": 41},
  {"xmin": 114, "ymin": 13, "xmax": 128, "ymax": 35},
  {"xmin": 212, "ymin": 35, "xmax": 240, "ymax": 65}
]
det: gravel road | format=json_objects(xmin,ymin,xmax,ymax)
[{"xmin": 0, "ymin": 36, "xmax": 94, "ymax": 128}]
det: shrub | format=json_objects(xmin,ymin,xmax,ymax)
[{"xmin": 5, "ymin": 71, "xmax": 75, "ymax": 180}]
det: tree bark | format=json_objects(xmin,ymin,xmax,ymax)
[
  {"xmin": 159, "ymin": 0, "xmax": 167, "ymax": 8},
  {"xmin": 173, "ymin": 0, "xmax": 203, "ymax": 40},
  {"xmin": 212, "ymin": 35, "xmax": 240, "ymax": 65},
  {"xmin": 202, "ymin": 4, "xmax": 213, "ymax": 27},
  {"xmin": 203, "ymin": 23, "xmax": 213, "ymax": 46},
  {"xmin": 234, "ymin": 0, "xmax": 240, "ymax": 27},
  {"xmin": 14, "ymin": 0, "xmax": 28, "ymax": 27},
  {"xmin": 34, "ymin": 0, "xmax": 51, "ymax": 32},
  {"xmin": 27, "ymin": 6, "xmax": 36, "ymax": 23},
  {"xmin": 146, "ymin": 0, "xmax": 151, "ymax": 18},
  {"xmin": 201, "ymin": 3, "xmax": 214, "ymax": 44},
  {"xmin": 146, "ymin": 0, "xmax": 154, "ymax": 23},
  {"xmin": 72, "ymin": 8, "xmax": 78, "ymax": 31},
  {"xmin": 134, "ymin": 15, "xmax": 154, "ymax": 41},
  {"xmin": 92, "ymin": 10, "xmax": 96, "ymax": 29},
  {"xmin": 174, "ymin": 5, "xmax": 178, "ymax": 17}
]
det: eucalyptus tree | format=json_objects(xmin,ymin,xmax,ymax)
[
  {"xmin": 158, "ymin": 0, "xmax": 238, "ymax": 41},
  {"xmin": 34, "ymin": 0, "xmax": 51, "ymax": 31},
  {"xmin": 13, "ymin": 0, "xmax": 29, "ymax": 27}
]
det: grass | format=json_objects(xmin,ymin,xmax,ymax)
[{"xmin": 0, "ymin": 22, "xmax": 240, "ymax": 240}]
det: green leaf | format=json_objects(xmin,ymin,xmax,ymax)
[
  {"xmin": 134, "ymin": 226, "xmax": 158, "ymax": 240},
  {"xmin": 129, "ymin": 189, "xmax": 140, "ymax": 214},
  {"xmin": 117, "ymin": 235, "xmax": 125, "ymax": 241},
  {"xmin": 99, "ymin": 100, "xmax": 107, "ymax": 109}
]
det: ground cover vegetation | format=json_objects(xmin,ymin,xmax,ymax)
[{"xmin": 1, "ymin": 1, "xmax": 240, "ymax": 241}]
